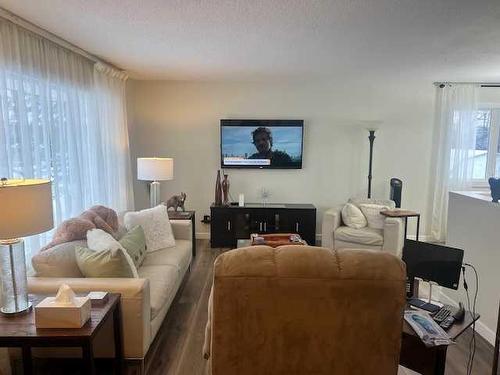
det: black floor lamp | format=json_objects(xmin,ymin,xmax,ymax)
[{"xmin": 367, "ymin": 129, "xmax": 376, "ymax": 199}]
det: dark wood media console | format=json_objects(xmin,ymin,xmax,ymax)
[{"xmin": 210, "ymin": 203, "xmax": 316, "ymax": 248}]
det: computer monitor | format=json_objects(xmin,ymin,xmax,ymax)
[{"xmin": 402, "ymin": 239, "xmax": 464, "ymax": 290}]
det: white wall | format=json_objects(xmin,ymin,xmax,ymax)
[
  {"xmin": 442, "ymin": 191, "xmax": 500, "ymax": 345},
  {"xmin": 126, "ymin": 79, "xmax": 436, "ymax": 239}
]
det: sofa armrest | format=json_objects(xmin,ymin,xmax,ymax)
[
  {"xmin": 28, "ymin": 277, "xmax": 151, "ymax": 359},
  {"xmin": 171, "ymin": 220, "xmax": 192, "ymax": 241},
  {"xmin": 383, "ymin": 217, "xmax": 404, "ymax": 257},
  {"xmin": 321, "ymin": 206, "xmax": 343, "ymax": 249}
]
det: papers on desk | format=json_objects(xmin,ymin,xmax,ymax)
[{"xmin": 404, "ymin": 310, "xmax": 453, "ymax": 347}]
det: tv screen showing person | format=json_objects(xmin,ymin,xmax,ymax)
[{"xmin": 221, "ymin": 121, "xmax": 303, "ymax": 169}]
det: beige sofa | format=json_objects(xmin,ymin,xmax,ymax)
[
  {"xmin": 28, "ymin": 219, "xmax": 193, "ymax": 360},
  {"xmin": 321, "ymin": 198, "xmax": 404, "ymax": 256}
]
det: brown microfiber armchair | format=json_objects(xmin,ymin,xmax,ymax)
[{"xmin": 203, "ymin": 245, "xmax": 406, "ymax": 375}]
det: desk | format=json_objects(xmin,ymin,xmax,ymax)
[
  {"xmin": 400, "ymin": 307, "xmax": 480, "ymax": 375},
  {"xmin": 0, "ymin": 293, "xmax": 122, "ymax": 375}
]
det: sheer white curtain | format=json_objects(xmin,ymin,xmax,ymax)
[
  {"xmin": 0, "ymin": 19, "xmax": 133, "ymax": 257},
  {"xmin": 93, "ymin": 63, "xmax": 134, "ymax": 210},
  {"xmin": 430, "ymin": 83, "xmax": 479, "ymax": 241}
]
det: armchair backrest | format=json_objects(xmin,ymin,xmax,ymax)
[
  {"xmin": 349, "ymin": 197, "xmax": 396, "ymax": 209},
  {"xmin": 208, "ymin": 245, "xmax": 406, "ymax": 375}
]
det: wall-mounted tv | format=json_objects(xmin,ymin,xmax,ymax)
[{"xmin": 220, "ymin": 119, "xmax": 304, "ymax": 169}]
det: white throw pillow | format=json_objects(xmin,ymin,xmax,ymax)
[
  {"xmin": 124, "ymin": 205, "xmax": 175, "ymax": 252},
  {"xmin": 86, "ymin": 229, "xmax": 139, "ymax": 278},
  {"xmin": 341, "ymin": 203, "xmax": 367, "ymax": 229},
  {"xmin": 359, "ymin": 203, "xmax": 390, "ymax": 230}
]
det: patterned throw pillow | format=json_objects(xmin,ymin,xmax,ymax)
[
  {"xmin": 75, "ymin": 246, "xmax": 135, "ymax": 278},
  {"xmin": 124, "ymin": 205, "xmax": 175, "ymax": 252},
  {"xmin": 119, "ymin": 226, "xmax": 147, "ymax": 268}
]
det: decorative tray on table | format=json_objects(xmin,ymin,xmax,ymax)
[{"xmin": 250, "ymin": 233, "xmax": 306, "ymax": 247}]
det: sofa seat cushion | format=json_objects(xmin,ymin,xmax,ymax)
[
  {"xmin": 335, "ymin": 226, "xmax": 384, "ymax": 246},
  {"xmin": 141, "ymin": 240, "xmax": 192, "ymax": 272},
  {"xmin": 138, "ymin": 264, "xmax": 179, "ymax": 320}
]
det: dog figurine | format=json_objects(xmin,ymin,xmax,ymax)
[
  {"xmin": 489, "ymin": 177, "xmax": 500, "ymax": 203},
  {"xmin": 166, "ymin": 192, "xmax": 187, "ymax": 211}
]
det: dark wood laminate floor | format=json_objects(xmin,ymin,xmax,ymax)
[{"xmin": 27, "ymin": 240, "xmax": 496, "ymax": 375}]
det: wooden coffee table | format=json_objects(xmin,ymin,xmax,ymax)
[{"xmin": 0, "ymin": 293, "xmax": 123, "ymax": 375}]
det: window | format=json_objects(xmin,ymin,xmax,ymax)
[
  {"xmin": 1, "ymin": 19, "xmax": 132, "ymax": 262},
  {"xmin": 472, "ymin": 109, "xmax": 500, "ymax": 182}
]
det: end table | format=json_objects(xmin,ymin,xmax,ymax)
[
  {"xmin": 0, "ymin": 293, "xmax": 123, "ymax": 375},
  {"xmin": 380, "ymin": 209, "xmax": 420, "ymax": 241},
  {"xmin": 168, "ymin": 210, "xmax": 196, "ymax": 257}
]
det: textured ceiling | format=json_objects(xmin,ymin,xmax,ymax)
[{"xmin": 1, "ymin": 0, "xmax": 500, "ymax": 81}]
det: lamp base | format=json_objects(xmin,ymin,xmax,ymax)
[
  {"xmin": 1, "ymin": 302, "xmax": 32, "ymax": 316},
  {"xmin": 150, "ymin": 181, "xmax": 161, "ymax": 207},
  {"xmin": 0, "ymin": 239, "xmax": 31, "ymax": 315}
]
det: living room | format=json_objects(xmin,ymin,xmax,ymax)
[{"xmin": 0, "ymin": 1, "xmax": 499, "ymax": 374}]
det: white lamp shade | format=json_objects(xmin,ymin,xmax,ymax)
[
  {"xmin": 137, "ymin": 158, "xmax": 174, "ymax": 181},
  {"xmin": 0, "ymin": 179, "xmax": 54, "ymax": 240}
]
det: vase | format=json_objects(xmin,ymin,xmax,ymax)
[
  {"xmin": 215, "ymin": 170, "xmax": 222, "ymax": 205},
  {"xmin": 222, "ymin": 174, "xmax": 230, "ymax": 205}
]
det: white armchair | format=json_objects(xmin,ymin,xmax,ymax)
[{"xmin": 321, "ymin": 198, "xmax": 404, "ymax": 256}]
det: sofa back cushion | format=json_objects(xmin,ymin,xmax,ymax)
[
  {"xmin": 349, "ymin": 197, "xmax": 395, "ymax": 209},
  {"xmin": 32, "ymin": 240, "xmax": 86, "ymax": 277},
  {"xmin": 359, "ymin": 203, "xmax": 390, "ymax": 230},
  {"xmin": 209, "ymin": 246, "xmax": 406, "ymax": 375}
]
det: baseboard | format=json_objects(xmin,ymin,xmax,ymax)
[
  {"xmin": 438, "ymin": 290, "xmax": 496, "ymax": 345},
  {"xmin": 196, "ymin": 232, "xmax": 210, "ymax": 240}
]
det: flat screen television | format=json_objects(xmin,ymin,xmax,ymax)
[{"xmin": 220, "ymin": 119, "xmax": 304, "ymax": 169}]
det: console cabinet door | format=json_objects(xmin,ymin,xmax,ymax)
[
  {"xmin": 281, "ymin": 209, "xmax": 316, "ymax": 245},
  {"xmin": 249, "ymin": 211, "xmax": 276, "ymax": 234},
  {"xmin": 211, "ymin": 210, "xmax": 235, "ymax": 248}
]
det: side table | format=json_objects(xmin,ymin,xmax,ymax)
[
  {"xmin": 401, "ymin": 306, "xmax": 480, "ymax": 375},
  {"xmin": 381, "ymin": 209, "xmax": 420, "ymax": 241},
  {"xmin": 0, "ymin": 293, "xmax": 123, "ymax": 375},
  {"xmin": 168, "ymin": 210, "xmax": 196, "ymax": 257}
]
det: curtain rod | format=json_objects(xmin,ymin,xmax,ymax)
[
  {"xmin": 434, "ymin": 82, "xmax": 500, "ymax": 88},
  {"xmin": 0, "ymin": 7, "xmax": 123, "ymax": 72}
]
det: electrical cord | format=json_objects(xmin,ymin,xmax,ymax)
[{"xmin": 462, "ymin": 263, "xmax": 479, "ymax": 375}]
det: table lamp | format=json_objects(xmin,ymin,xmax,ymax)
[
  {"xmin": 0, "ymin": 179, "xmax": 53, "ymax": 314},
  {"xmin": 137, "ymin": 157, "xmax": 174, "ymax": 207}
]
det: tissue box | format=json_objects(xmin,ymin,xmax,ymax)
[{"xmin": 35, "ymin": 296, "xmax": 91, "ymax": 328}]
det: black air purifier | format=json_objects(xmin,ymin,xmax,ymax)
[{"xmin": 390, "ymin": 178, "xmax": 402, "ymax": 208}]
